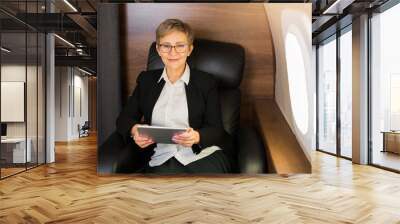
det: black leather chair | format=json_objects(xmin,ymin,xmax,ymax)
[{"xmin": 98, "ymin": 39, "xmax": 267, "ymax": 174}]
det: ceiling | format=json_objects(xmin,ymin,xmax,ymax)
[
  {"xmin": 0, "ymin": 0, "xmax": 394, "ymax": 74},
  {"xmin": 1, "ymin": 0, "xmax": 98, "ymax": 73}
]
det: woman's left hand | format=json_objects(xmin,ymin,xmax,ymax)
[{"xmin": 172, "ymin": 128, "xmax": 200, "ymax": 147}]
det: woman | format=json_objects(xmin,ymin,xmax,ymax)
[{"xmin": 115, "ymin": 19, "xmax": 233, "ymax": 174}]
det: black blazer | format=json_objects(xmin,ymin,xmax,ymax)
[{"xmin": 116, "ymin": 68, "xmax": 230, "ymax": 154}]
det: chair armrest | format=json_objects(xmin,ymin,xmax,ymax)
[
  {"xmin": 97, "ymin": 131, "xmax": 124, "ymax": 174},
  {"xmin": 236, "ymin": 127, "xmax": 267, "ymax": 173},
  {"xmin": 98, "ymin": 131, "xmax": 153, "ymax": 174},
  {"xmin": 254, "ymin": 99, "xmax": 311, "ymax": 174}
]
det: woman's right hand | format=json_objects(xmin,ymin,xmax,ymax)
[{"xmin": 131, "ymin": 124, "xmax": 154, "ymax": 148}]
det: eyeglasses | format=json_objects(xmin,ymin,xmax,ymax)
[{"xmin": 158, "ymin": 43, "xmax": 188, "ymax": 53}]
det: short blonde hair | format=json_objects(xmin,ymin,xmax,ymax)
[{"xmin": 156, "ymin": 19, "xmax": 194, "ymax": 45}]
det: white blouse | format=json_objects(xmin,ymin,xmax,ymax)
[{"xmin": 149, "ymin": 64, "xmax": 221, "ymax": 167}]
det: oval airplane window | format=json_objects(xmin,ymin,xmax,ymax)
[{"xmin": 285, "ymin": 32, "xmax": 308, "ymax": 134}]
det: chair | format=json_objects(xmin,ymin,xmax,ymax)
[
  {"xmin": 78, "ymin": 121, "xmax": 90, "ymax": 138},
  {"xmin": 98, "ymin": 39, "xmax": 267, "ymax": 173}
]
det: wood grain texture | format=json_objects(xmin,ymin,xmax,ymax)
[
  {"xmin": 121, "ymin": 3, "xmax": 275, "ymax": 125},
  {"xmin": 255, "ymin": 99, "xmax": 311, "ymax": 174},
  {"xmin": 383, "ymin": 132, "xmax": 400, "ymax": 154},
  {"xmin": 1, "ymin": 134, "xmax": 400, "ymax": 223},
  {"xmin": 0, "ymin": 167, "xmax": 25, "ymax": 178},
  {"xmin": 372, "ymin": 150, "xmax": 400, "ymax": 171}
]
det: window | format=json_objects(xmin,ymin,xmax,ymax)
[
  {"xmin": 370, "ymin": 3, "xmax": 400, "ymax": 171},
  {"xmin": 317, "ymin": 36, "xmax": 337, "ymax": 154},
  {"xmin": 340, "ymin": 28, "xmax": 352, "ymax": 158},
  {"xmin": 285, "ymin": 33, "xmax": 308, "ymax": 134},
  {"xmin": 0, "ymin": 2, "xmax": 47, "ymax": 179}
]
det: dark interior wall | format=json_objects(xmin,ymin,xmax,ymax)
[
  {"xmin": 97, "ymin": 4, "xmax": 122, "ymax": 145},
  {"xmin": 120, "ymin": 3, "xmax": 275, "ymax": 125},
  {"xmin": 89, "ymin": 77, "xmax": 97, "ymax": 132}
]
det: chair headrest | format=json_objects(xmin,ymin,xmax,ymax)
[{"xmin": 147, "ymin": 39, "xmax": 245, "ymax": 89}]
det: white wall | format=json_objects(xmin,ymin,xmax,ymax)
[
  {"xmin": 72, "ymin": 72, "xmax": 89, "ymax": 138},
  {"xmin": 1, "ymin": 65, "xmax": 39, "ymax": 137},
  {"xmin": 55, "ymin": 67, "xmax": 89, "ymax": 141},
  {"xmin": 264, "ymin": 4, "xmax": 314, "ymax": 161},
  {"xmin": 1, "ymin": 64, "xmax": 46, "ymax": 164},
  {"xmin": 1, "ymin": 82, "xmax": 25, "ymax": 122},
  {"xmin": 1, "ymin": 66, "xmax": 26, "ymax": 130},
  {"xmin": 55, "ymin": 67, "xmax": 69, "ymax": 141}
]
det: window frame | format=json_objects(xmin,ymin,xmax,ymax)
[
  {"xmin": 368, "ymin": 0, "xmax": 400, "ymax": 173},
  {"xmin": 315, "ymin": 24, "xmax": 353, "ymax": 161}
]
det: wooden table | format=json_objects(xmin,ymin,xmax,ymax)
[{"xmin": 382, "ymin": 131, "xmax": 400, "ymax": 154}]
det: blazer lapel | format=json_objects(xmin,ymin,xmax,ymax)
[
  {"xmin": 185, "ymin": 75, "xmax": 197, "ymax": 128},
  {"xmin": 147, "ymin": 71, "xmax": 165, "ymax": 124}
]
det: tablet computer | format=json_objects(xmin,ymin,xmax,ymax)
[{"xmin": 137, "ymin": 125, "xmax": 187, "ymax": 144}]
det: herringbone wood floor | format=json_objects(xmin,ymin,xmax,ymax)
[{"xmin": 1, "ymin": 134, "xmax": 400, "ymax": 224}]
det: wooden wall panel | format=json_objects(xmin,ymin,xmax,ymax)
[{"xmin": 121, "ymin": 3, "xmax": 275, "ymax": 125}]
